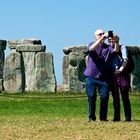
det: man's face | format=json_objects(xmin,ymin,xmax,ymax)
[{"xmin": 95, "ymin": 32, "xmax": 104, "ymax": 40}]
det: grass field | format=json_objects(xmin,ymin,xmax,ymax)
[{"xmin": 0, "ymin": 92, "xmax": 140, "ymax": 140}]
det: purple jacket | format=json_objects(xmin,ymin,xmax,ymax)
[{"xmin": 84, "ymin": 42, "xmax": 114, "ymax": 82}]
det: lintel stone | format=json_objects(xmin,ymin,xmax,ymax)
[{"xmin": 16, "ymin": 45, "xmax": 46, "ymax": 52}]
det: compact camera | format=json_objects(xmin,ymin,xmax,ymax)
[{"xmin": 108, "ymin": 30, "xmax": 113, "ymax": 37}]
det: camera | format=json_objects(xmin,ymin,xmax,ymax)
[{"xmin": 108, "ymin": 30, "xmax": 113, "ymax": 37}]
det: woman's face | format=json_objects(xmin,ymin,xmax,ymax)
[{"xmin": 108, "ymin": 37, "xmax": 115, "ymax": 46}]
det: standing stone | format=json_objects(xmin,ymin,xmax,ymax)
[
  {"xmin": 0, "ymin": 79, "xmax": 3, "ymax": 92},
  {"xmin": 22, "ymin": 52, "xmax": 36, "ymax": 91},
  {"xmin": 34, "ymin": 52, "xmax": 56, "ymax": 92},
  {"xmin": 3, "ymin": 52, "xmax": 23, "ymax": 92},
  {"xmin": 127, "ymin": 46, "xmax": 140, "ymax": 91},
  {"xmin": 62, "ymin": 45, "xmax": 140, "ymax": 93},
  {"xmin": 63, "ymin": 55, "xmax": 69, "ymax": 86},
  {"xmin": 4, "ymin": 39, "xmax": 56, "ymax": 93},
  {"xmin": 0, "ymin": 40, "xmax": 7, "ymax": 91},
  {"xmin": 68, "ymin": 65, "xmax": 85, "ymax": 92},
  {"xmin": 0, "ymin": 51, "xmax": 4, "ymax": 79},
  {"xmin": 62, "ymin": 45, "xmax": 87, "ymax": 92}
]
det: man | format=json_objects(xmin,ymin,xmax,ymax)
[{"xmin": 84, "ymin": 29, "xmax": 119, "ymax": 121}]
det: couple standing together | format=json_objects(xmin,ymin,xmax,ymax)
[{"xmin": 84, "ymin": 29, "xmax": 131, "ymax": 122}]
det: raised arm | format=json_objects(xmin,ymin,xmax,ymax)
[
  {"xmin": 90, "ymin": 33, "xmax": 108, "ymax": 51},
  {"xmin": 113, "ymin": 35, "xmax": 120, "ymax": 52}
]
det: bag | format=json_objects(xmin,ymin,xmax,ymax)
[{"xmin": 123, "ymin": 49, "xmax": 135, "ymax": 73}]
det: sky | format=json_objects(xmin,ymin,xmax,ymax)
[{"xmin": 1, "ymin": 0, "xmax": 140, "ymax": 85}]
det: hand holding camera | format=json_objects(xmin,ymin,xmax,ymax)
[
  {"xmin": 114, "ymin": 35, "xmax": 119, "ymax": 43},
  {"xmin": 108, "ymin": 31, "xmax": 113, "ymax": 37},
  {"xmin": 108, "ymin": 30, "xmax": 119, "ymax": 43},
  {"xmin": 102, "ymin": 31, "xmax": 114, "ymax": 39}
]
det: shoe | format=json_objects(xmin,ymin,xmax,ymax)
[
  {"xmin": 100, "ymin": 119, "xmax": 108, "ymax": 121},
  {"xmin": 113, "ymin": 118, "xmax": 120, "ymax": 122},
  {"xmin": 125, "ymin": 119, "xmax": 131, "ymax": 122},
  {"xmin": 88, "ymin": 118, "xmax": 96, "ymax": 122}
]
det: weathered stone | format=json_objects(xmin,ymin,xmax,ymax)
[
  {"xmin": 63, "ymin": 45, "xmax": 87, "ymax": 55},
  {"xmin": 34, "ymin": 52, "xmax": 56, "ymax": 92},
  {"xmin": 68, "ymin": 65, "xmax": 85, "ymax": 92},
  {"xmin": 4, "ymin": 39, "xmax": 56, "ymax": 93},
  {"xmin": 3, "ymin": 52, "xmax": 23, "ymax": 93},
  {"xmin": 62, "ymin": 45, "xmax": 140, "ymax": 92},
  {"xmin": 57, "ymin": 84, "xmax": 68, "ymax": 92},
  {"xmin": 69, "ymin": 52, "xmax": 85, "ymax": 67},
  {"xmin": 63, "ymin": 55, "xmax": 69, "ymax": 85},
  {"xmin": 8, "ymin": 39, "xmax": 42, "ymax": 48},
  {"xmin": 0, "ymin": 79, "xmax": 3, "ymax": 91},
  {"xmin": 0, "ymin": 40, "xmax": 6, "ymax": 91},
  {"xmin": 127, "ymin": 46, "xmax": 140, "ymax": 53},
  {"xmin": 0, "ymin": 51, "xmax": 4, "ymax": 79},
  {"xmin": 127, "ymin": 47, "xmax": 140, "ymax": 91},
  {"xmin": 10, "ymin": 49, "xmax": 17, "ymax": 54},
  {"xmin": 62, "ymin": 45, "xmax": 87, "ymax": 92},
  {"xmin": 0, "ymin": 40, "xmax": 7, "ymax": 50},
  {"xmin": 77, "ymin": 59, "xmax": 87, "ymax": 83},
  {"xmin": 16, "ymin": 45, "xmax": 46, "ymax": 52},
  {"xmin": 22, "ymin": 52, "xmax": 36, "ymax": 91},
  {"xmin": 0, "ymin": 67, "xmax": 3, "ymax": 79}
]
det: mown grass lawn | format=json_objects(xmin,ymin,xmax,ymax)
[{"xmin": 0, "ymin": 92, "xmax": 140, "ymax": 140}]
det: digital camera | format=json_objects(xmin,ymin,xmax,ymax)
[{"xmin": 108, "ymin": 30, "xmax": 113, "ymax": 37}]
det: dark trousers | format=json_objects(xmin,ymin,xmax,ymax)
[
  {"xmin": 111, "ymin": 81, "xmax": 131, "ymax": 121},
  {"xmin": 85, "ymin": 77, "xmax": 109, "ymax": 120}
]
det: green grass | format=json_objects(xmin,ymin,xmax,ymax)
[
  {"xmin": 0, "ymin": 92, "xmax": 139, "ymax": 120},
  {"xmin": 0, "ymin": 92, "xmax": 87, "ymax": 117},
  {"xmin": 0, "ymin": 92, "xmax": 140, "ymax": 140}
]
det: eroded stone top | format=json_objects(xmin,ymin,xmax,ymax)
[
  {"xmin": 126, "ymin": 46, "xmax": 140, "ymax": 53},
  {"xmin": 63, "ymin": 45, "xmax": 88, "ymax": 55},
  {"xmin": 7, "ymin": 39, "xmax": 46, "ymax": 52},
  {"xmin": 63, "ymin": 45, "xmax": 140, "ymax": 55},
  {"xmin": 8, "ymin": 38, "xmax": 42, "ymax": 48}
]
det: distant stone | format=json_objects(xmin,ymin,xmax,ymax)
[
  {"xmin": 69, "ymin": 52, "xmax": 85, "ymax": 67},
  {"xmin": 8, "ymin": 39, "xmax": 42, "ymax": 49},
  {"xmin": 63, "ymin": 45, "xmax": 87, "ymax": 55},
  {"xmin": 0, "ymin": 79, "xmax": 3, "ymax": 92},
  {"xmin": 62, "ymin": 45, "xmax": 140, "ymax": 92},
  {"xmin": 0, "ymin": 40, "xmax": 6, "ymax": 91},
  {"xmin": 0, "ymin": 40, "xmax": 6, "ymax": 50},
  {"xmin": 8, "ymin": 38, "xmax": 42, "ymax": 45},
  {"xmin": 3, "ymin": 52, "xmax": 23, "ymax": 93},
  {"xmin": 3, "ymin": 39, "xmax": 56, "ymax": 93},
  {"xmin": 0, "ymin": 51, "xmax": 5, "ymax": 79},
  {"xmin": 34, "ymin": 52, "xmax": 56, "ymax": 92},
  {"xmin": 63, "ymin": 56, "xmax": 69, "ymax": 85},
  {"xmin": 62, "ymin": 45, "xmax": 87, "ymax": 92},
  {"xmin": 127, "ymin": 46, "xmax": 140, "ymax": 91},
  {"xmin": 16, "ymin": 45, "xmax": 46, "ymax": 52}
]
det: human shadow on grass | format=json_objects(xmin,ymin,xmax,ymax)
[
  {"xmin": 112, "ymin": 119, "xmax": 140, "ymax": 122},
  {"xmin": 131, "ymin": 119, "xmax": 140, "ymax": 122}
]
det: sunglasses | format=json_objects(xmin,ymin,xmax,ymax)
[
  {"xmin": 98, "ymin": 33, "xmax": 104, "ymax": 36},
  {"xmin": 108, "ymin": 38, "xmax": 114, "ymax": 41}
]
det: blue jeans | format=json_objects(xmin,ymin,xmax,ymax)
[{"xmin": 85, "ymin": 77, "xmax": 109, "ymax": 120}]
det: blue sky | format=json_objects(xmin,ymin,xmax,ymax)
[{"xmin": 1, "ymin": 0, "xmax": 140, "ymax": 84}]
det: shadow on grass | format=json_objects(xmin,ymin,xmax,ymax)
[{"xmin": 132, "ymin": 119, "xmax": 140, "ymax": 122}]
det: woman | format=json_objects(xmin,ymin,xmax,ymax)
[{"xmin": 109, "ymin": 36, "xmax": 131, "ymax": 122}]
